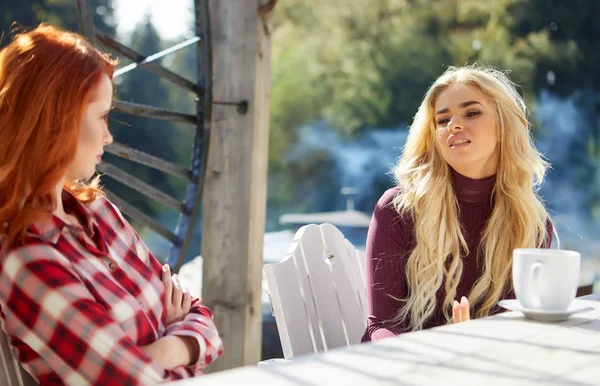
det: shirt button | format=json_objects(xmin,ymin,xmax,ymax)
[
  {"xmin": 108, "ymin": 262, "xmax": 116, "ymax": 269},
  {"xmin": 139, "ymin": 302, "xmax": 144, "ymax": 309}
]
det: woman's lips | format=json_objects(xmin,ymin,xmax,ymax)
[{"xmin": 449, "ymin": 139, "xmax": 471, "ymax": 149}]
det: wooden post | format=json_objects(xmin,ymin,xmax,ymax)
[{"xmin": 201, "ymin": 0, "xmax": 272, "ymax": 372}]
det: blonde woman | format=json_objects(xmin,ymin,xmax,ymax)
[{"xmin": 362, "ymin": 65, "xmax": 553, "ymax": 341}]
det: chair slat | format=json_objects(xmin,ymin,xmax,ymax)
[
  {"xmin": 319, "ymin": 224, "xmax": 366, "ymax": 344},
  {"xmin": 297, "ymin": 225, "xmax": 348, "ymax": 350},
  {"xmin": 265, "ymin": 223, "xmax": 368, "ymax": 359},
  {"xmin": 0, "ymin": 328, "xmax": 37, "ymax": 386},
  {"xmin": 288, "ymin": 228, "xmax": 326, "ymax": 353},
  {"xmin": 0, "ymin": 330, "xmax": 19, "ymax": 386},
  {"xmin": 345, "ymin": 241, "xmax": 368, "ymax": 321},
  {"xmin": 264, "ymin": 248, "xmax": 318, "ymax": 359}
]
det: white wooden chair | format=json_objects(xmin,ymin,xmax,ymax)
[
  {"xmin": 0, "ymin": 328, "xmax": 37, "ymax": 386},
  {"xmin": 264, "ymin": 223, "xmax": 368, "ymax": 360}
]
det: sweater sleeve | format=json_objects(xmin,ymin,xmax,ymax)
[{"xmin": 361, "ymin": 188, "xmax": 413, "ymax": 342}]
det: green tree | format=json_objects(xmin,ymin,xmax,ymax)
[
  {"xmin": 508, "ymin": 0, "xmax": 600, "ymax": 219},
  {"xmin": 270, "ymin": 0, "xmax": 582, "ymax": 138},
  {"xmin": 267, "ymin": 0, "xmax": 600, "ymax": 231},
  {"xmin": 1, "ymin": 0, "xmax": 117, "ymax": 44},
  {"xmin": 1, "ymin": 1, "xmax": 37, "ymax": 40}
]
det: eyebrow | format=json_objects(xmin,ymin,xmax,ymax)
[{"xmin": 435, "ymin": 100, "xmax": 483, "ymax": 116}]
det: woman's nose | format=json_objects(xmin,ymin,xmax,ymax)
[{"xmin": 448, "ymin": 116, "xmax": 463, "ymax": 132}]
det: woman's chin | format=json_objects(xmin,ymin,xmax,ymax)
[
  {"xmin": 447, "ymin": 153, "xmax": 476, "ymax": 166},
  {"xmin": 78, "ymin": 168, "xmax": 97, "ymax": 181}
]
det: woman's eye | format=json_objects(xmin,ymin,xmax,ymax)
[
  {"xmin": 466, "ymin": 111, "xmax": 480, "ymax": 118},
  {"xmin": 436, "ymin": 118, "xmax": 449, "ymax": 125}
]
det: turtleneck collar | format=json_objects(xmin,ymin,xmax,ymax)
[{"xmin": 450, "ymin": 167, "xmax": 496, "ymax": 204}]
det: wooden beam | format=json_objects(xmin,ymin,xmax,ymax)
[
  {"xmin": 202, "ymin": 0, "xmax": 271, "ymax": 372},
  {"xmin": 74, "ymin": 0, "xmax": 95, "ymax": 43},
  {"xmin": 105, "ymin": 143, "xmax": 192, "ymax": 181},
  {"xmin": 97, "ymin": 162, "xmax": 188, "ymax": 214},
  {"xmin": 103, "ymin": 189, "xmax": 181, "ymax": 247},
  {"xmin": 112, "ymin": 100, "xmax": 197, "ymax": 124},
  {"xmin": 245, "ymin": 0, "xmax": 273, "ymax": 366},
  {"xmin": 96, "ymin": 32, "xmax": 199, "ymax": 94}
]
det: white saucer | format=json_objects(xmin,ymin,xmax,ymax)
[{"xmin": 497, "ymin": 299, "xmax": 594, "ymax": 322}]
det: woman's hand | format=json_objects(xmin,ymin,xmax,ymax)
[
  {"xmin": 140, "ymin": 266, "xmax": 200, "ymax": 370},
  {"xmin": 162, "ymin": 264, "xmax": 191, "ymax": 326},
  {"xmin": 452, "ymin": 296, "xmax": 470, "ymax": 323}
]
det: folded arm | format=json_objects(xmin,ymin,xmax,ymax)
[{"xmin": 0, "ymin": 245, "xmax": 200, "ymax": 384}]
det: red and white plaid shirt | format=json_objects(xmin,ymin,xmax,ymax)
[{"xmin": 0, "ymin": 191, "xmax": 223, "ymax": 385}]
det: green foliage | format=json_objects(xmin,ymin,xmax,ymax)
[
  {"xmin": 0, "ymin": 0, "xmax": 116, "ymax": 43},
  {"xmin": 270, "ymin": 0, "xmax": 586, "ymax": 138},
  {"xmin": 266, "ymin": 0, "xmax": 600, "ymax": 228}
]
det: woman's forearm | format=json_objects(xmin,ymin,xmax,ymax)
[{"xmin": 141, "ymin": 335, "xmax": 200, "ymax": 369}]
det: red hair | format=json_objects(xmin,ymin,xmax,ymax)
[{"xmin": 0, "ymin": 24, "xmax": 118, "ymax": 248}]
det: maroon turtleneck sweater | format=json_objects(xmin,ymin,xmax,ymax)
[{"xmin": 361, "ymin": 169, "xmax": 552, "ymax": 342}]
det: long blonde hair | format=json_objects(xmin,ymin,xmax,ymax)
[{"xmin": 392, "ymin": 65, "xmax": 550, "ymax": 330}]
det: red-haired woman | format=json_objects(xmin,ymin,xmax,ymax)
[{"xmin": 0, "ymin": 24, "xmax": 223, "ymax": 385}]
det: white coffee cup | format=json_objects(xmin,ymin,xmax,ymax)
[{"xmin": 512, "ymin": 248, "xmax": 581, "ymax": 311}]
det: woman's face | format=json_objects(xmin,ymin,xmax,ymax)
[
  {"xmin": 65, "ymin": 74, "xmax": 113, "ymax": 181},
  {"xmin": 434, "ymin": 84, "xmax": 500, "ymax": 179}
]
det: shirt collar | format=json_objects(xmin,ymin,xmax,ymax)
[{"xmin": 28, "ymin": 190, "xmax": 98, "ymax": 244}]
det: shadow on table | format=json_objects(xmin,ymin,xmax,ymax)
[{"xmin": 255, "ymin": 318, "xmax": 598, "ymax": 386}]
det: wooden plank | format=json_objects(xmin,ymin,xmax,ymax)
[
  {"xmin": 356, "ymin": 249, "xmax": 367, "ymax": 292},
  {"xmin": 289, "ymin": 227, "xmax": 327, "ymax": 354},
  {"xmin": 103, "ymin": 189, "xmax": 181, "ymax": 247},
  {"xmin": 290, "ymin": 227, "xmax": 327, "ymax": 354},
  {"xmin": 244, "ymin": 0, "xmax": 273, "ymax": 367},
  {"xmin": 105, "ymin": 143, "xmax": 192, "ymax": 181},
  {"xmin": 319, "ymin": 224, "xmax": 367, "ymax": 340},
  {"xmin": 348, "ymin": 244, "xmax": 368, "ymax": 321},
  {"xmin": 201, "ymin": 0, "xmax": 269, "ymax": 372},
  {"xmin": 168, "ymin": 0, "xmax": 213, "ymax": 273},
  {"xmin": 0, "ymin": 329, "xmax": 20, "ymax": 386},
  {"xmin": 112, "ymin": 100, "xmax": 196, "ymax": 125},
  {"xmin": 272, "ymin": 225, "xmax": 328, "ymax": 357},
  {"xmin": 96, "ymin": 32, "xmax": 199, "ymax": 93},
  {"xmin": 74, "ymin": 0, "xmax": 95, "ymax": 43},
  {"xmin": 264, "ymin": 250, "xmax": 318, "ymax": 359},
  {"xmin": 97, "ymin": 162, "xmax": 187, "ymax": 214},
  {"xmin": 298, "ymin": 225, "xmax": 348, "ymax": 350},
  {"xmin": 0, "ymin": 317, "xmax": 43, "ymax": 386}
]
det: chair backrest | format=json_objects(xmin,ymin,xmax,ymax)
[
  {"xmin": 264, "ymin": 223, "xmax": 368, "ymax": 359},
  {"xmin": 0, "ymin": 328, "xmax": 37, "ymax": 386}
]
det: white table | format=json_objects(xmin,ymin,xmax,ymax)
[{"xmin": 170, "ymin": 294, "xmax": 600, "ymax": 385}]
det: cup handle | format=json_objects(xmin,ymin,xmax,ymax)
[{"xmin": 528, "ymin": 262, "xmax": 544, "ymax": 308}]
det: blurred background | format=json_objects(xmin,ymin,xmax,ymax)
[{"xmin": 2, "ymin": 0, "xmax": 600, "ymax": 358}]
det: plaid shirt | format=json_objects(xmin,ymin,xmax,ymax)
[{"xmin": 0, "ymin": 191, "xmax": 223, "ymax": 385}]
